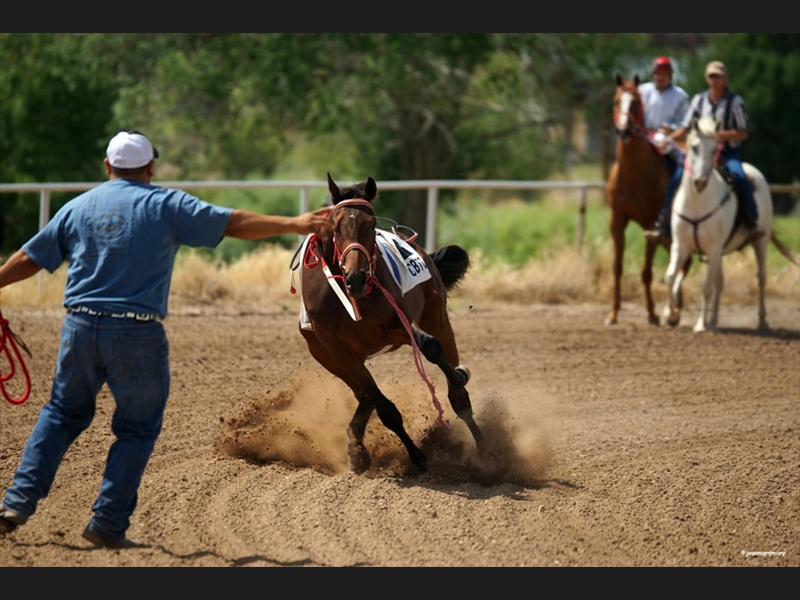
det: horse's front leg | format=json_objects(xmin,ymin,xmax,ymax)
[
  {"xmin": 695, "ymin": 250, "xmax": 723, "ymax": 333},
  {"xmin": 606, "ymin": 214, "xmax": 627, "ymax": 325},
  {"xmin": 301, "ymin": 329, "xmax": 375, "ymax": 473},
  {"xmin": 664, "ymin": 239, "xmax": 690, "ymax": 327},
  {"xmin": 642, "ymin": 237, "xmax": 660, "ymax": 325},
  {"xmin": 347, "ymin": 396, "xmax": 375, "ymax": 474}
]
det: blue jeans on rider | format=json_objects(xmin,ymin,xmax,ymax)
[
  {"xmin": 2, "ymin": 311, "xmax": 169, "ymax": 542},
  {"xmin": 656, "ymin": 147, "xmax": 757, "ymax": 237},
  {"xmin": 722, "ymin": 148, "xmax": 759, "ymax": 224}
]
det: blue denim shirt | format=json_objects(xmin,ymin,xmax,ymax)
[{"xmin": 24, "ymin": 178, "xmax": 233, "ymax": 316}]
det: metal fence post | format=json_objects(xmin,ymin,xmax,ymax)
[
  {"xmin": 37, "ymin": 189, "xmax": 51, "ymax": 295},
  {"xmin": 425, "ymin": 186, "xmax": 439, "ymax": 253},
  {"xmin": 577, "ymin": 186, "xmax": 587, "ymax": 255},
  {"xmin": 298, "ymin": 186, "xmax": 311, "ymax": 246}
]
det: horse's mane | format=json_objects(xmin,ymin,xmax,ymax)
[
  {"xmin": 327, "ymin": 180, "xmax": 378, "ymax": 206},
  {"xmin": 696, "ymin": 115, "xmax": 717, "ymax": 138}
]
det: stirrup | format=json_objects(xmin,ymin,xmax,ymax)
[{"xmin": 644, "ymin": 227, "xmax": 669, "ymax": 242}]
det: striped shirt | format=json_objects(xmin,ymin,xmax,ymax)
[{"xmin": 681, "ymin": 89, "xmax": 748, "ymax": 149}]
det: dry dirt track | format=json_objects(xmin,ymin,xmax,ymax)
[{"xmin": 1, "ymin": 299, "xmax": 798, "ymax": 567}]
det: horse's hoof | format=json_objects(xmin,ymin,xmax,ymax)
[
  {"xmin": 410, "ymin": 447, "xmax": 427, "ymax": 472},
  {"xmin": 605, "ymin": 317, "xmax": 617, "ymax": 326},
  {"xmin": 648, "ymin": 315, "xmax": 661, "ymax": 326},
  {"xmin": 348, "ymin": 443, "xmax": 372, "ymax": 474}
]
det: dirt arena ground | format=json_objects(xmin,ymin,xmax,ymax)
[{"xmin": 1, "ymin": 297, "xmax": 798, "ymax": 567}]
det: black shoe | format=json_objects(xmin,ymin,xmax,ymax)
[
  {"xmin": 0, "ymin": 507, "xmax": 27, "ymax": 535},
  {"xmin": 82, "ymin": 527, "xmax": 142, "ymax": 549}
]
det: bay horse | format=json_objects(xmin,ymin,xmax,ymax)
[
  {"xmin": 295, "ymin": 173, "xmax": 485, "ymax": 473},
  {"xmin": 605, "ymin": 74, "xmax": 683, "ymax": 326},
  {"xmin": 664, "ymin": 116, "xmax": 798, "ymax": 332}
]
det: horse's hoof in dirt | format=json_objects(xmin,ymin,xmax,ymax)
[
  {"xmin": 455, "ymin": 365, "xmax": 471, "ymax": 386},
  {"xmin": 605, "ymin": 315, "xmax": 617, "ymax": 326},
  {"xmin": 409, "ymin": 447, "xmax": 427, "ymax": 472},
  {"xmin": 348, "ymin": 443, "xmax": 372, "ymax": 474},
  {"xmin": 648, "ymin": 315, "xmax": 661, "ymax": 326}
]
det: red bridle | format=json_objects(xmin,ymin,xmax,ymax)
[
  {"xmin": 614, "ymin": 88, "xmax": 651, "ymax": 142},
  {"xmin": 329, "ymin": 198, "xmax": 379, "ymax": 291}
]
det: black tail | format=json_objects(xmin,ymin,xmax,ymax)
[{"xmin": 429, "ymin": 245, "xmax": 471, "ymax": 291}]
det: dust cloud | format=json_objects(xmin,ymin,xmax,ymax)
[{"xmin": 215, "ymin": 370, "xmax": 552, "ymax": 486}]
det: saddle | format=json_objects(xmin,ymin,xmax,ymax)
[{"xmin": 714, "ymin": 164, "xmax": 758, "ymax": 231}]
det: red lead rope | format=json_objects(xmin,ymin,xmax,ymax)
[
  {"xmin": 372, "ymin": 278, "xmax": 450, "ymax": 436},
  {"xmin": 0, "ymin": 310, "xmax": 32, "ymax": 405}
]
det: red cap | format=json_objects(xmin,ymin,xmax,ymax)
[{"xmin": 653, "ymin": 56, "xmax": 673, "ymax": 72}]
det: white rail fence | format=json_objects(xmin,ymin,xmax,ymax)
[{"xmin": 2, "ymin": 180, "xmax": 799, "ymax": 254}]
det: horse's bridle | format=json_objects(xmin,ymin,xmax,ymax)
[
  {"xmin": 330, "ymin": 198, "xmax": 379, "ymax": 287},
  {"xmin": 613, "ymin": 88, "xmax": 649, "ymax": 142}
]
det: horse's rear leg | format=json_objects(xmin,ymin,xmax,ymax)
[
  {"xmin": 412, "ymin": 323, "xmax": 485, "ymax": 450},
  {"xmin": 753, "ymin": 237, "xmax": 770, "ymax": 331}
]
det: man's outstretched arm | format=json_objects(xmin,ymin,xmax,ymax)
[{"xmin": 223, "ymin": 207, "xmax": 332, "ymax": 240}]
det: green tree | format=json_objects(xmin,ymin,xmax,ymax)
[{"xmin": 0, "ymin": 34, "xmax": 117, "ymax": 251}]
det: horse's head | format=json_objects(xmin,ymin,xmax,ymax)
[
  {"xmin": 613, "ymin": 73, "xmax": 643, "ymax": 142},
  {"xmin": 686, "ymin": 115, "xmax": 721, "ymax": 192},
  {"xmin": 327, "ymin": 172, "xmax": 378, "ymax": 298}
]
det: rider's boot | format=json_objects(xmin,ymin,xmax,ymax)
[
  {"xmin": 743, "ymin": 211, "xmax": 764, "ymax": 242},
  {"xmin": 644, "ymin": 211, "xmax": 670, "ymax": 243}
]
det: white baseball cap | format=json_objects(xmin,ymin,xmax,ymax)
[{"xmin": 106, "ymin": 131, "xmax": 159, "ymax": 168}]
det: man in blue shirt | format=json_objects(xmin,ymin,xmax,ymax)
[
  {"xmin": 0, "ymin": 131, "xmax": 331, "ymax": 548},
  {"xmin": 645, "ymin": 60, "xmax": 762, "ymax": 242},
  {"xmin": 638, "ymin": 56, "xmax": 689, "ymax": 185}
]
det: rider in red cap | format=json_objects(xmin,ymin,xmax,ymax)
[
  {"xmin": 639, "ymin": 56, "xmax": 689, "ymax": 241},
  {"xmin": 653, "ymin": 56, "xmax": 672, "ymax": 71}
]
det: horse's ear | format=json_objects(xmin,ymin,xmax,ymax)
[
  {"xmin": 634, "ymin": 74, "xmax": 640, "ymax": 86},
  {"xmin": 615, "ymin": 73, "xmax": 623, "ymax": 86},
  {"xmin": 327, "ymin": 172, "xmax": 341, "ymax": 202},
  {"xmin": 364, "ymin": 177, "xmax": 377, "ymax": 202}
]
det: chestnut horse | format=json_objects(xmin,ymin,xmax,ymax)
[
  {"xmin": 605, "ymin": 74, "xmax": 679, "ymax": 325},
  {"xmin": 296, "ymin": 174, "xmax": 485, "ymax": 473}
]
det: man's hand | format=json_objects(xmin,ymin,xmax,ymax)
[{"xmin": 292, "ymin": 207, "xmax": 332, "ymax": 236}]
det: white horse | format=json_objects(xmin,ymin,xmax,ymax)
[{"xmin": 664, "ymin": 115, "xmax": 797, "ymax": 333}]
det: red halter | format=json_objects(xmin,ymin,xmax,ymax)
[{"xmin": 330, "ymin": 199, "xmax": 378, "ymax": 280}]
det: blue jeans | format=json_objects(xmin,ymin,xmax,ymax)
[
  {"xmin": 2, "ymin": 312, "xmax": 169, "ymax": 541},
  {"xmin": 657, "ymin": 147, "xmax": 757, "ymax": 235}
]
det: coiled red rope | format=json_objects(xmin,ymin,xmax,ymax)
[{"xmin": 0, "ymin": 309, "xmax": 32, "ymax": 405}]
